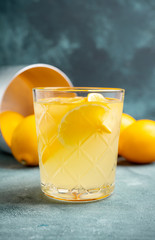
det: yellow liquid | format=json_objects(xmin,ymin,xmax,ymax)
[{"xmin": 34, "ymin": 96, "xmax": 123, "ymax": 201}]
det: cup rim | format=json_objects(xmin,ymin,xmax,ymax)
[{"xmin": 33, "ymin": 87, "xmax": 125, "ymax": 93}]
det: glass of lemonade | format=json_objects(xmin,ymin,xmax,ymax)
[{"xmin": 33, "ymin": 87, "xmax": 124, "ymax": 202}]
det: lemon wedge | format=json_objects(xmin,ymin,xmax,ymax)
[
  {"xmin": 58, "ymin": 103, "xmax": 111, "ymax": 146},
  {"xmin": 87, "ymin": 93, "xmax": 106, "ymax": 102}
]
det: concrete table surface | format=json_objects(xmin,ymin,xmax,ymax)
[{"xmin": 0, "ymin": 151, "xmax": 155, "ymax": 240}]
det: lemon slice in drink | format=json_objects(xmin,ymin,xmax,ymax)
[
  {"xmin": 88, "ymin": 93, "xmax": 110, "ymax": 109},
  {"xmin": 58, "ymin": 103, "xmax": 111, "ymax": 146},
  {"xmin": 87, "ymin": 93, "xmax": 106, "ymax": 102}
]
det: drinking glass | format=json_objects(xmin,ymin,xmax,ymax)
[{"xmin": 33, "ymin": 87, "xmax": 124, "ymax": 202}]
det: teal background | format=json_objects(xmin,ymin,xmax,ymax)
[{"xmin": 0, "ymin": 0, "xmax": 155, "ymax": 118}]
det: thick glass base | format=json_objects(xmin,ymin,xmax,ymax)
[{"xmin": 41, "ymin": 183, "xmax": 115, "ymax": 202}]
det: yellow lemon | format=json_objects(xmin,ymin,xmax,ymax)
[
  {"xmin": 120, "ymin": 119, "xmax": 155, "ymax": 164},
  {"xmin": 58, "ymin": 103, "xmax": 111, "ymax": 146},
  {"xmin": 11, "ymin": 115, "xmax": 39, "ymax": 166},
  {"xmin": 0, "ymin": 111, "xmax": 24, "ymax": 147},
  {"xmin": 120, "ymin": 113, "xmax": 136, "ymax": 134},
  {"xmin": 118, "ymin": 113, "xmax": 136, "ymax": 155}
]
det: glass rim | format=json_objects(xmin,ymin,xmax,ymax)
[{"xmin": 33, "ymin": 87, "xmax": 125, "ymax": 93}]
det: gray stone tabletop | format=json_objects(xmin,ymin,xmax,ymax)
[{"xmin": 0, "ymin": 151, "xmax": 155, "ymax": 240}]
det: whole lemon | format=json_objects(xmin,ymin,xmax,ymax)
[
  {"xmin": 0, "ymin": 111, "xmax": 24, "ymax": 147},
  {"xmin": 11, "ymin": 115, "xmax": 39, "ymax": 166},
  {"xmin": 118, "ymin": 113, "xmax": 136, "ymax": 155},
  {"xmin": 120, "ymin": 119, "xmax": 155, "ymax": 163}
]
